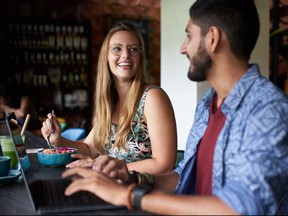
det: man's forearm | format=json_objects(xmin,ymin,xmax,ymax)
[
  {"xmin": 141, "ymin": 193, "xmax": 239, "ymax": 215},
  {"xmin": 153, "ymin": 172, "xmax": 179, "ymax": 193}
]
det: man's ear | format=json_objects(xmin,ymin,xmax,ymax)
[{"xmin": 206, "ymin": 26, "xmax": 221, "ymax": 53}]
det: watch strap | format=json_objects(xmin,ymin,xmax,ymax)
[{"xmin": 132, "ymin": 185, "xmax": 153, "ymax": 209}]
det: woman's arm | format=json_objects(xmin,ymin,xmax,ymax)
[
  {"xmin": 41, "ymin": 112, "xmax": 94, "ymax": 157},
  {"xmin": 127, "ymin": 88, "xmax": 177, "ymax": 174}
]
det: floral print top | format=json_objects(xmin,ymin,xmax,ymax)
[{"xmin": 103, "ymin": 86, "xmax": 159, "ymax": 163}]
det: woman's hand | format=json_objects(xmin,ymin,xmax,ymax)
[
  {"xmin": 41, "ymin": 112, "xmax": 62, "ymax": 146},
  {"xmin": 92, "ymin": 155, "xmax": 130, "ymax": 182},
  {"xmin": 66, "ymin": 154, "xmax": 94, "ymax": 168},
  {"xmin": 62, "ymin": 167, "xmax": 128, "ymax": 207}
]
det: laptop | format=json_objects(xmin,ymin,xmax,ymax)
[{"xmin": 5, "ymin": 114, "xmax": 126, "ymax": 214}]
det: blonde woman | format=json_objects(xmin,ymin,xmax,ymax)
[{"xmin": 41, "ymin": 22, "xmax": 177, "ymax": 174}]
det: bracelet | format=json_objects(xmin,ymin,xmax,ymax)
[
  {"xmin": 129, "ymin": 171, "xmax": 154, "ymax": 186},
  {"xmin": 128, "ymin": 171, "xmax": 139, "ymax": 184},
  {"xmin": 126, "ymin": 183, "xmax": 136, "ymax": 211},
  {"xmin": 137, "ymin": 172, "xmax": 143, "ymax": 185},
  {"xmin": 142, "ymin": 173, "xmax": 154, "ymax": 186}
]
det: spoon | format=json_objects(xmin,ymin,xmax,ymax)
[{"xmin": 46, "ymin": 133, "xmax": 55, "ymax": 149}]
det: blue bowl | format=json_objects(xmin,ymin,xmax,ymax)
[{"xmin": 37, "ymin": 147, "xmax": 78, "ymax": 167}]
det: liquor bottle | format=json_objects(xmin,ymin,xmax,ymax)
[{"xmin": 62, "ymin": 69, "xmax": 68, "ymax": 87}]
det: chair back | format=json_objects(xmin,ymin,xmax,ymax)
[
  {"xmin": 61, "ymin": 128, "xmax": 86, "ymax": 141},
  {"xmin": 175, "ymin": 150, "xmax": 185, "ymax": 167}
]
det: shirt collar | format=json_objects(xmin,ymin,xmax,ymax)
[
  {"xmin": 202, "ymin": 64, "xmax": 261, "ymax": 115},
  {"xmin": 222, "ymin": 64, "xmax": 261, "ymax": 113}
]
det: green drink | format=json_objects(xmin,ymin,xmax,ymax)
[{"xmin": 0, "ymin": 136, "xmax": 18, "ymax": 168}]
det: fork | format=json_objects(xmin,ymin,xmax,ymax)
[{"xmin": 46, "ymin": 110, "xmax": 56, "ymax": 149}]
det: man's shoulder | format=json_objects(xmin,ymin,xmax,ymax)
[{"xmin": 249, "ymin": 76, "xmax": 288, "ymax": 104}]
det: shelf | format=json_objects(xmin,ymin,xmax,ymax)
[{"xmin": 4, "ymin": 18, "xmax": 92, "ymax": 128}]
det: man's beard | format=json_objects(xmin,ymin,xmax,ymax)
[{"xmin": 187, "ymin": 40, "xmax": 212, "ymax": 82}]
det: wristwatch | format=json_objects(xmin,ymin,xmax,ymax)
[{"xmin": 132, "ymin": 185, "xmax": 153, "ymax": 209}]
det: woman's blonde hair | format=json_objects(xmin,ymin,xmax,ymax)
[{"xmin": 92, "ymin": 22, "xmax": 147, "ymax": 153}]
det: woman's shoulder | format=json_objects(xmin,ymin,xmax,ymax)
[
  {"xmin": 143, "ymin": 84, "xmax": 168, "ymax": 96},
  {"xmin": 143, "ymin": 84, "xmax": 161, "ymax": 92},
  {"xmin": 141, "ymin": 85, "xmax": 171, "ymax": 108},
  {"xmin": 143, "ymin": 84, "xmax": 169, "ymax": 98},
  {"xmin": 137, "ymin": 85, "xmax": 162, "ymax": 111}
]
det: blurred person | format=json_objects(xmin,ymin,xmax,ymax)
[
  {"xmin": 61, "ymin": 0, "xmax": 288, "ymax": 215},
  {"xmin": 0, "ymin": 83, "xmax": 42, "ymax": 133},
  {"xmin": 41, "ymin": 22, "xmax": 177, "ymax": 174}
]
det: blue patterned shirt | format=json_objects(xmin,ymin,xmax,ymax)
[{"xmin": 174, "ymin": 64, "xmax": 288, "ymax": 215}]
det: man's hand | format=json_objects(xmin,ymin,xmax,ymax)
[
  {"xmin": 62, "ymin": 167, "xmax": 128, "ymax": 207},
  {"xmin": 92, "ymin": 155, "xmax": 130, "ymax": 182}
]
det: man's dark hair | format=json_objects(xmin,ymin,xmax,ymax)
[{"xmin": 190, "ymin": 0, "xmax": 260, "ymax": 60}]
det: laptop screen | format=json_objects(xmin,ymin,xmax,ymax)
[{"xmin": 5, "ymin": 114, "xmax": 37, "ymax": 211}]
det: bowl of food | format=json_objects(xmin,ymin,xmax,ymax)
[{"xmin": 37, "ymin": 147, "xmax": 78, "ymax": 167}]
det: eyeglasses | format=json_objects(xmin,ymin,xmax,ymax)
[{"xmin": 108, "ymin": 44, "xmax": 142, "ymax": 56}]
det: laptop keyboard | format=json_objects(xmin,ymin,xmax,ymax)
[{"xmin": 31, "ymin": 178, "xmax": 101, "ymax": 206}]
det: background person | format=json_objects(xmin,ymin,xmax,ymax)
[
  {"xmin": 61, "ymin": 0, "xmax": 288, "ymax": 215},
  {"xmin": 42, "ymin": 22, "xmax": 177, "ymax": 174},
  {"xmin": 0, "ymin": 83, "xmax": 42, "ymax": 134}
]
